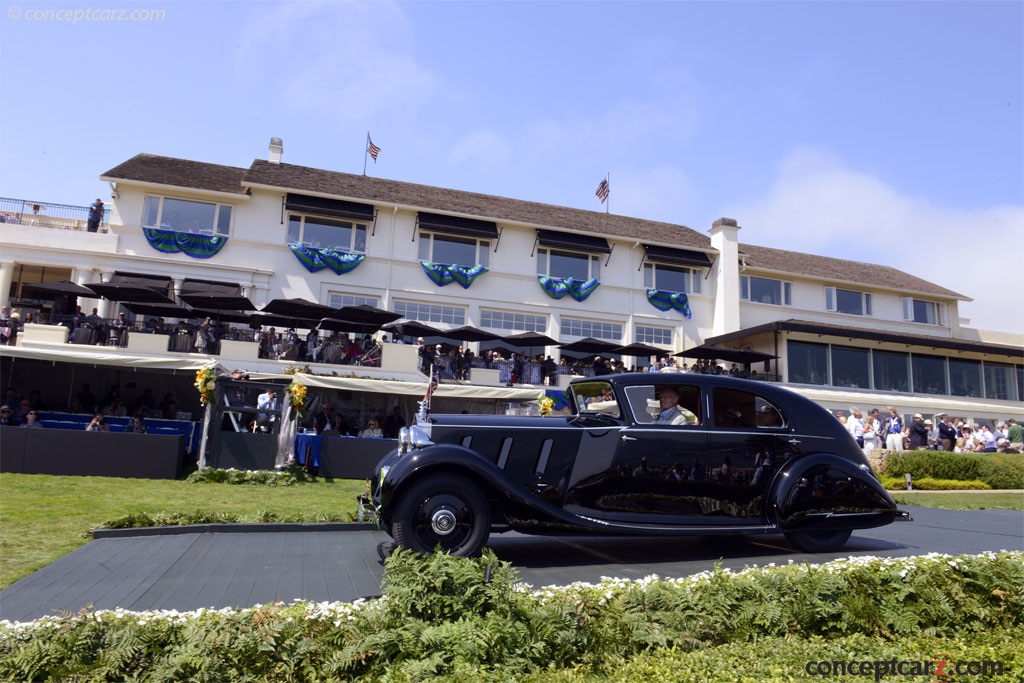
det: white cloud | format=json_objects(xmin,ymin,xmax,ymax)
[{"xmin": 727, "ymin": 147, "xmax": 1024, "ymax": 334}]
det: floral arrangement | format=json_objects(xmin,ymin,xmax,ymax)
[
  {"xmin": 287, "ymin": 380, "xmax": 307, "ymax": 420},
  {"xmin": 194, "ymin": 366, "xmax": 216, "ymax": 406},
  {"xmin": 538, "ymin": 396, "xmax": 554, "ymax": 416}
]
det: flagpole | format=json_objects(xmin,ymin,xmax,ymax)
[{"xmin": 363, "ymin": 132, "xmax": 370, "ymax": 176}]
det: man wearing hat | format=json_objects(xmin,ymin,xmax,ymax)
[
  {"xmin": 0, "ymin": 405, "xmax": 20, "ymax": 426},
  {"xmin": 908, "ymin": 413, "xmax": 929, "ymax": 450},
  {"xmin": 937, "ymin": 415, "xmax": 956, "ymax": 452}
]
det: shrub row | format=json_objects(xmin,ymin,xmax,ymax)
[
  {"xmin": 879, "ymin": 475, "xmax": 990, "ymax": 491},
  {"xmin": 2, "ymin": 550, "xmax": 1021, "ymax": 682},
  {"xmin": 882, "ymin": 450, "xmax": 1024, "ymax": 490},
  {"xmin": 185, "ymin": 467, "xmax": 318, "ymax": 486}
]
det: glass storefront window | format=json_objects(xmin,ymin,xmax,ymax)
[
  {"xmin": 912, "ymin": 354, "xmax": 948, "ymax": 395},
  {"xmin": 949, "ymin": 358, "xmax": 982, "ymax": 398},
  {"xmin": 983, "ymin": 362, "xmax": 1017, "ymax": 401},
  {"xmin": 872, "ymin": 351, "xmax": 909, "ymax": 392},
  {"xmin": 830, "ymin": 346, "xmax": 870, "ymax": 389},
  {"xmin": 787, "ymin": 341, "xmax": 829, "ymax": 385}
]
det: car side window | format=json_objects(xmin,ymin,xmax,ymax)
[
  {"xmin": 712, "ymin": 387, "xmax": 786, "ymax": 429},
  {"xmin": 572, "ymin": 380, "xmax": 620, "ymax": 418},
  {"xmin": 625, "ymin": 384, "xmax": 702, "ymax": 426}
]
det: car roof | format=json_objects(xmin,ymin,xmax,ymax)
[{"xmin": 569, "ymin": 372, "xmax": 801, "ymax": 405}]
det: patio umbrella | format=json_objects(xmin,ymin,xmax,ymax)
[
  {"xmin": 327, "ymin": 304, "xmax": 403, "ymax": 328},
  {"xmin": 673, "ymin": 345, "xmax": 777, "ymax": 364},
  {"xmin": 446, "ymin": 325, "xmax": 503, "ymax": 343},
  {"xmin": 190, "ymin": 308, "xmax": 253, "ymax": 325},
  {"xmin": 614, "ymin": 342, "xmax": 667, "ymax": 358},
  {"xmin": 504, "ymin": 331, "xmax": 559, "ymax": 347},
  {"xmin": 179, "ymin": 292, "xmax": 256, "ymax": 311},
  {"xmin": 260, "ymin": 297, "xmax": 340, "ymax": 320},
  {"xmin": 249, "ymin": 312, "xmax": 319, "ymax": 330},
  {"xmin": 317, "ymin": 317, "xmax": 385, "ymax": 334},
  {"xmin": 382, "ymin": 320, "xmax": 444, "ymax": 340},
  {"xmin": 122, "ymin": 301, "xmax": 194, "ymax": 318},
  {"xmin": 83, "ymin": 282, "xmax": 176, "ymax": 304},
  {"xmin": 21, "ymin": 280, "xmax": 98, "ymax": 298},
  {"xmin": 558, "ymin": 337, "xmax": 622, "ymax": 354}
]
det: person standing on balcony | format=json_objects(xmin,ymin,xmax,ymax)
[{"xmin": 87, "ymin": 198, "xmax": 104, "ymax": 232}]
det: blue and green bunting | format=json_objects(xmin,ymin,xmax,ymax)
[
  {"xmin": 289, "ymin": 243, "xmax": 365, "ymax": 275},
  {"xmin": 647, "ymin": 289, "xmax": 692, "ymax": 318},
  {"xmin": 538, "ymin": 276, "xmax": 600, "ymax": 302},
  {"xmin": 545, "ymin": 389, "xmax": 570, "ymax": 411},
  {"xmin": 143, "ymin": 229, "xmax": 228, "ymax": 259},
  {"xmin": 421, "ymin": 262, "xmax": 488, "ymax": 289}
]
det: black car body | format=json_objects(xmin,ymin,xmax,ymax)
[{"xmin": 370, "ymin": 373, "xmax": 905, "ymax": 556}]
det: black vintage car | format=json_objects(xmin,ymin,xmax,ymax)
[{"xmin": 370, "ymin": 373, "xmax": 907, "ymax": 556}]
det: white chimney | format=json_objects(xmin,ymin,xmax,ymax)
[
  {"xmin": 268, "ymin": 137, "xmax": 283, "ymax": 164},
  {"xmin": 709, "ymin": 217, "xmax": 741, "ymax": 336}
]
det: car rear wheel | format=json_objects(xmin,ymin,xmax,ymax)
[
  {"xmin": 391, "ymin": 474, "xmax": 490, "ymax": 557},
  {"xmin": 784, "ymin": 528, "xmax": 852, "ymax": 553}
]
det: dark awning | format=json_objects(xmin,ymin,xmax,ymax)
[
  {"xmin": 285, "ymin": 193, "xmax": 375, "ymax": 222},
  {"xmin": 417, "ymin": 212, "xmax": 499, "ymax": 239},
  {"xmin": 643, "ymin": 244, "xmax": 713, "ymax": 268},
  {"xmin": 536, "ymin": 229, "xmax": 611, "ymax": 255}
]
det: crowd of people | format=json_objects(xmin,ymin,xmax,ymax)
[
  {"xmin": 0, "ymin": 383, "xmax": 186, "ymax": 430},
  {"xmin": 836, "ymin": 405, "xmax": 1022, "ymax": 456}
]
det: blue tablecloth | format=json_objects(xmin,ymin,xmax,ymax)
[{"xmin": 295, "ymin": 433, "xmax": 322, "ymax": 467}]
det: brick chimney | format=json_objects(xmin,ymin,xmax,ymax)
[{"xmin": 268, "ymin": 137, "xmax": 283, "ymax": 164}]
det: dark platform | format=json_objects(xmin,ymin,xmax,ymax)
[{"xmin": 1, "ymin": 507, "xmax": 1021, "ymax": 623}]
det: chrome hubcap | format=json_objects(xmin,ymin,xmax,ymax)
[{"xmin": 430, "ymin": 508, "xmax": 457, "ymax": 535}]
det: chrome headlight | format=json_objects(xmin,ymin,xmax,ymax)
[
  {"xmin": 398, "ymin": 427, "xmax": 410, "ymax": 453},
  {"xmin": 408, "ymin": 424, "xmax": 434, "ymax": 449},
  {"xmin": 378, "ymin": 464, "xmax": 391, "ymax": 489}
]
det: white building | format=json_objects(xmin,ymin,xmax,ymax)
[{"xmin": 1, "ymin": 139, "xmax": 1021, "ymax": 422}]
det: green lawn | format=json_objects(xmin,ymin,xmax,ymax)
[
  {"xmin": 0, "ymin": 473, "xmax": 365, "ymax": 589},
  {"xmin": 2, "ymin": 473, "xmax": 1021, "ymax": 591},
  {"xmin": 891, "ymin": 490, "xmax": 1024, "ymax": 510}
]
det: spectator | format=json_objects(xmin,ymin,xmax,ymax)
[
  {"xmin": 0, "ymin": 405, "xmax": 20, "ymax": 426},
  {"xmin": 978, "ymin": 425, "xmax": 997, "ymax": 453},
  {"xmin": 27, "ymin": 390, "xmax": 47, "ymax": 412},
  {"xmin": 87, "ymin": 198, "xmax": 104, "ymax": 232},
  {"xmin": 359, "ymin": 418, "xmax": 383, "ymax": 439},
  {"xmin": 76, "ymin": 384, "xmax": 97, "ymax": 414},
  {"xmin": 884, "ymin": 407, "xmax": 904, "ymax": 452},
  {"xmin": 86, "ymin": 414, "xmax": 109, "ymax": 432},
  {"xmin": 102, "ymin": 397, "xmax": 128, "ymax": 417},
  {"xmin": 908, "ymin": 414, "xmax": 929, "ymax": 450},
  {"xmin": 383, "ymin": 406, "xmax": 406, "ymax": 438},
  {"xmin": 938, "ymin": 415, "xmax": 956, "ymax": 452},
  {"xmin": 1007, "ymin": 419, "xmax": 1023, "ymax": 451},
  {"xmin": 862, "ymin": 416, "xmax": 881, "ymax": 455},
  {"xmin": 14, "ymin": 399, "xmax": 32, "ymax": 422},
  {"xmin": 19, "ymin": 410, "xmax": 43, "ymax": 428},
  {"xmin": 128, "ymin": 415, "xmax": 148, "ymax": 434}
]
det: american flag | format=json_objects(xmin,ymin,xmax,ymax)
[
  {"xmin": 595, "ymin": 177, "xmax": 610, "ymax": 203},
  {"xmin": 367, "ymin": 138, "xmax": 381, "ymax": 162}
]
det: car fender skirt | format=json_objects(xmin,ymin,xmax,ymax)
[{"xmin": 769, "ymin": 453, "xmax": 898, "ymax": 531}]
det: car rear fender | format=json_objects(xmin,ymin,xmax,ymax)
[{"xmin": 767, "ymin": 452, "xmax": 897, "ymax": 531}]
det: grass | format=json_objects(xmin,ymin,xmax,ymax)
[
  {"xmin": 2, "ymin": 473, "xmax": 1021, "ymax": 591},
  {"xmin": 892, "ymin": 490, "xmax": 1024, "ymax": 510},
  {"xmin": 0, "ymin": 473, "xmax": 365, "ymax": 589}
]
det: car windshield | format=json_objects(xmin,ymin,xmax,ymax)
[{"xmin": 571, "ymin": 380, "xmax": 620, "ymax": 417}]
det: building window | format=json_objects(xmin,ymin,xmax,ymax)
[
  {"xmin": 741, "ymin": 276, "xmax": 790, "ymax": 305},
  {"xmin": 561, "ymin": 317, "xmax": 622, "ymax": 342},
  {"xmin": 393, "ymin": 300, "xmax": 466, "ymax": 326},
  {"xmin": 912, "ymin": 354, "xmax": 949, "ymax": 395},
  {"xmin": 873, "ymin": 350, "xmax": 909, "ymax": 392},
  {"xmin": 480, "ymin": 309, "xmax": 547, "ymax": 333},
  {"xmin": 902, "ymin": 297, "xmax": 943, "ymax": 325},
  {"xmin": 787, "ymin": 341, "xmax": 829, "ymax": 385},
  {"xmin": 287, "ymin": 214, "xmax": 366, "ymax": 253},
  {"xmin": 983, "ymin": 362, "xmax": 1017, "ymax": 401},
  {"xmin": 328, "ymin": 293, "xmax": 379, "ymax": 309},
  {"xmin": 644, "ymin": 264, "xmax": 702, "ymax": 294},
  {"xmin": 830, "ymin": 345, "xmax": 871, "ymax": 389},
  {"xmin": 537, "ymin": 248, "xmax": 600, "ymax": 281},
  {"xmin": 635, "ymin": 325, "xmax": 673, "ymax": 346},
  {"xmin": 825, "ymin": 287, "xmax": 872, "ymax": 316},
  {"xmin": 143, "ymin": 196, "xmax": 233, "ymax": 236},
  {"xmin": 948, "ymin": 358, "xmax": 982, "ymax": 397},
  {"xmin": 418, "ymin": 232, "xmax": 490, "ymax": 267}
]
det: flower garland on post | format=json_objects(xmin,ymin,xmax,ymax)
[
  {"xmin": 194, "ymin": 366, "xmax": 216, "ymax": 407},
  {"xmin": 287, "ymin": 379, "xmax": 307, "ymax": 422}
]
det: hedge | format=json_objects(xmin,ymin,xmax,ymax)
[{"xmin": 882, "ymin": 450, "xmax": 1023, "ymax": 490}]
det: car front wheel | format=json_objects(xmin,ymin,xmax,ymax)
[
  {"xmin": 391, "ymin": 473, "xmax": 491, "ymax": 557},
  {"xmin": 784, "ymin": 528, "xmax": 852, "ymax": 553}
]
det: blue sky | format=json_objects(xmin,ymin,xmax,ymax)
[{"xmin": 1, "ymin": 0, "xmax": 1021, "ymax": 333}]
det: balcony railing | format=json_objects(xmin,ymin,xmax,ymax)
[{"xmin": 0, "ymin": 197, "xmax": 110, "ymax": 232}]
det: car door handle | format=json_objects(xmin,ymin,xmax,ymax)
[
  {"xmin": 788, "ymin": 438, "xmax": 801, "ymax": 446},
  {"xmin": 621, "ymin": 434, "xmax": 637, "ymax": 442}
]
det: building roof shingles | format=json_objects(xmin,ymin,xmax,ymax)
[{"xmin": 99, "ymin": 153, "xmax": 966, "ymax": 301}]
